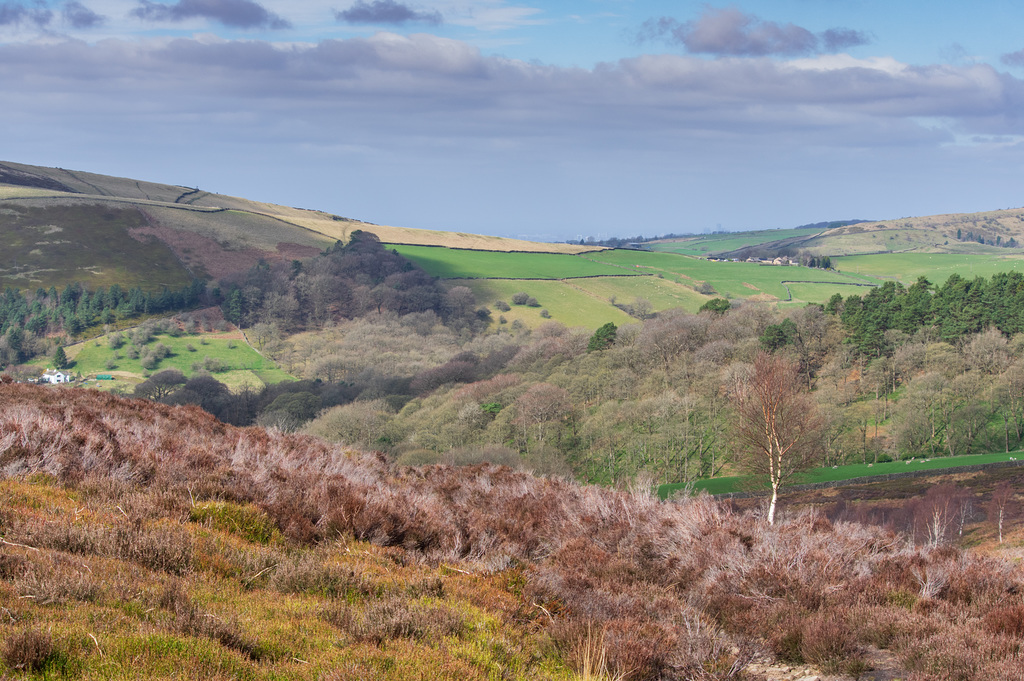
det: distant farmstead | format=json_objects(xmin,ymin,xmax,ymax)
[{"xmin": 41, "ymin": 370, "xmax": 73, "ymax": 384}]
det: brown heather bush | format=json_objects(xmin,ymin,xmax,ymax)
[
  {"xmin": 8, "ymin": 516, "xmax": 114, "ymax": 556},
  {"xmin": 268, "ymin": 553, "xmax": 368, "ymax": 598},
  {"xmin": 115, "ymin": 520, "xmax": 193, "ymax": 575},
  {"xmin": 324, "ymin": 595, "xmax": 465, "ymax": 646},
  {"xmin": 3, "ymin": 628, "xmax": 55, "ymax": 672},
  {"xmin": 9, "ymin": 384, "xmax": 1024, "ymax": 678},
  {"xmin": 11, "ymin": 552, "xmax": 103, "ymax": 605}
]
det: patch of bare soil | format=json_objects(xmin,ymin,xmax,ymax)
[{"xmin": 747, "ymin": 647, "xmax": 904, "ymax": 681}]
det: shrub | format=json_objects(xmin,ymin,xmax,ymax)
[
  {"xmin": 328, "ymin": 596, "xmax": 465, "ymax": 645},
  {"xmin": 115, "ymin": 521, "xmax": 194, "ymax": 575},
  {"xmin": 495, "ymin": 300, "xmax": 511, "ymax": 312},
  {"xmin": 800, "ymin": 612, "xmax": 861, "ymax": 674},
  {"xmin": 3, "ymin": 629, "xmax": 55, "ymax": 672},
  {"xmin": 269, "ymin": 554, "xmax": 366, "ymax": 598},
  {"xmin": 984, "ymin": 604, "xmax": 1024, "ymax": 638},
  {"xmin": 510, "ymin": 292, "xmax": 530, "ymax": 305},
  {"xmin": 13, "ymin": 555, "xmax": 103, "ymax": 605}
]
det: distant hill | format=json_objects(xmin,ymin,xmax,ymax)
[
  {"xmin": 654, "ymin": 210, "xmax": 1024, "ymax": 260},
  {"xmin": 0, "ymin": 161, "xmax": 597, "ymax": 291}
]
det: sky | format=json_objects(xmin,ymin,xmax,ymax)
[{"xmin": 3, "ymin": 1, "xmax": 1024, "ymax": 242}]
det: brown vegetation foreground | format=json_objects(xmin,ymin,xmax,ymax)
[{"xmin": 2, "ymin": 384, "xmax": 1024, "ymax": 679}]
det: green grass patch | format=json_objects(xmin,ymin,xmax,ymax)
[
  {"xmin": 458, "ymin": 279, "xmax": 635, "ymax": 329},
  {"xmin": 66, "ymin": 331, "xmax": 293, "ymax": 388},
  {"xmin": 189, "ymin": 501, "xmax": 281, "ymax": 545},
  {"xmin": 390, "ymin": 245, "xmax": 636, "ymax": 279},
  {"xmin": 832, "ymin": 253, "xmax": 1024, "ymax": 286},
  {"xmin": 567, "ymin": 275, "xmax": 711, "ymax": 313},
  {"xmin": 658, "ymin": 451, "xmax": 1024, "ymax": 498},
  {"xmin": 586, "ymin": 250, "xmax": 882, "ymax": 303}
]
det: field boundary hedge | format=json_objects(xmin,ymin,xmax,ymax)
[
  {"xmin": 445, "ymin": 274, "xmax": 649, "ymax": 281},
  {"xmin": 384, "ymin": 242, "xmax": 608, "ymax": 255}
]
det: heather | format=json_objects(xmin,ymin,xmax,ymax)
[{"xmin": 3, "ymin": 385, "xmax": 1024, "ymax": 679}]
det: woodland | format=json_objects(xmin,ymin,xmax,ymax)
[
  {"xmin": 7, "ymin": 231, "xmax": 1024, "ymax": 491},
  {"xmin": 119, "ymin": 236, "xmax": 1024, "ymax": 493}
]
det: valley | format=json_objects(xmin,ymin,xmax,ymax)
[{"xmin": 5, "ymin": 161, "xmax": 1024, "ymax": 679}]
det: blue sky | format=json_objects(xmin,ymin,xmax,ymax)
[{"xmin": 3, "ymin": 1, "xmax": 1024, "ymax": 241}]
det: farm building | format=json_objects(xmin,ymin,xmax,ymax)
[{"xmin": 40, "ymin": 370, "xmax": 73, "ymax": 384}]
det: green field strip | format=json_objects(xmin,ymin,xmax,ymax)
[
  {"xmin": 389, "ymin": 244, "xmax": 638, "ymax": 279},
  {"xmin": 566, "ymin": 275, "xmax": 710, "ymax": 313},
  {"xmin": 832, "ymin": 253, "xmax": 1024, "ymax": 286},
  {"xmin": 67, "ymin": 332, "xmax": 293, "ymax": 385},
  {"xmin": 585, "ymin": 250, "xmax": 877, "ymax": 302},
  {"xmin": 457, "ymin": 279, "xmax": 636, "ymax": 328},
  {"xmin": 658, "ymin": 451, "xmax": 1024, "ymax": 498}
]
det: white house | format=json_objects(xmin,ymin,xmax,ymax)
[{"xmin": 40, "ymin": 370, "xmax": 72, "ymax": 384}]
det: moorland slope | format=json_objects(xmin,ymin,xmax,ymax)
[{"xmin": 3, "ymin": 383, "xmax": 1024, "ymax": 679}]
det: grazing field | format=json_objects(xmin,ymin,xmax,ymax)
[
  {"xmin": 649, "ymin": 226, "xmax": 823, "ymax": 255},
  {"xmin": 390, "ymin": 245, "xmax": 632, "ymax": 279},
  {"xmin": 64, "ymin": 331, "xmax": 293, "ymax": 391},
  {"xmin": 832, "ymin": 252, "xmax": 1024, "ymax": 285},
  {"xmin": 658, "ymin": 451, "xmax": 1024, "ymax": 498},
  {"xmin": 457, "ymin": 279, "xmax": 636, "ymax": 329},
  {"xmin": 586, "ymin": 250, "xmax": 882, "ymax": 303},
  {"xmin": 566, "ymin": 275, "xmax": 709, "ymax": 312}
]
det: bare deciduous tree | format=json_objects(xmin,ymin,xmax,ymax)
[
  {"xmin": 987, "ymin": 481, "xmax": 1018, "ymax": 544},
  {"xmin": 733, "ymin": 352, "xmax": 823, "ymax": 524}
]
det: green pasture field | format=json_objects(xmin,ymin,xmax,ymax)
[
  {"xmin": 457, "ymin": 279, "xmax": 635, "ymax": 329},
  {"xmin": 65, "ymin": 331, "xmax": 293, "ymax": 391},
  {"xmin": 390, "ymin": 245, "xmax": 634, "ymax": 279},
  {"xmin": 649, "ymin": 227, "xmax": 823, "ymax": 256},
  {"xmin": 832, "ymin": 253, "xmax": 1024, "ymax": 286},
  {"xmin": 658, "ymin": 451, "xmax": 1024, "ymax": 498},
  {"xmin": 566, "ymin": 275, "xmax": 710, "ymax": 313},
  {"xmin": 585, "ymin": 250, "xmax": 882, "ymax": 303}
]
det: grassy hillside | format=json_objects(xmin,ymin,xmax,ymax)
[
  {"xmin": 832, "ymin": 252, "xmax": 1024, "ymax": 286},
  {"xmin": 5, "ymin": 385, "xmax": 1024, "ymax": 680},
  {"xmin": 0, "ymin": 161, "xmax": 598, "ymax": 292},
  {"xmin": 0, "ymin": 204, "xmax": 195, "ymax": 291},
  {"xmin": 63, "ymin": 328, "xmax": 293, "ymax": 392},
  {"xmin": 649, "ymin": 227, "xmax": 824, "ymax": 256},
  {"xmin": 391, "ymin": 244, "xmax": 889, "ymax": 327}
]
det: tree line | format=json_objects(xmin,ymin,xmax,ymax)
[{"xmin": 0, "ymin": 279, "xmax": 206, "ymax": 366}]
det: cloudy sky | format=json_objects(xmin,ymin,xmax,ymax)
[{"xmin": 4, "ymin": 1, "xmax": 1024, "ymax": 241}]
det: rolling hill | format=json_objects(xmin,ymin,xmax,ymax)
[
  {"xmin": 0, "ymin": 161, "xmax": 597, "ymax": 292},
  {"xmin": 654, "ymin": 208, "xmax": 1024, "ymax": 260},
  {"xmin": 7, "ymin": 159, "xmax": 1024, "ymax": 330}
]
